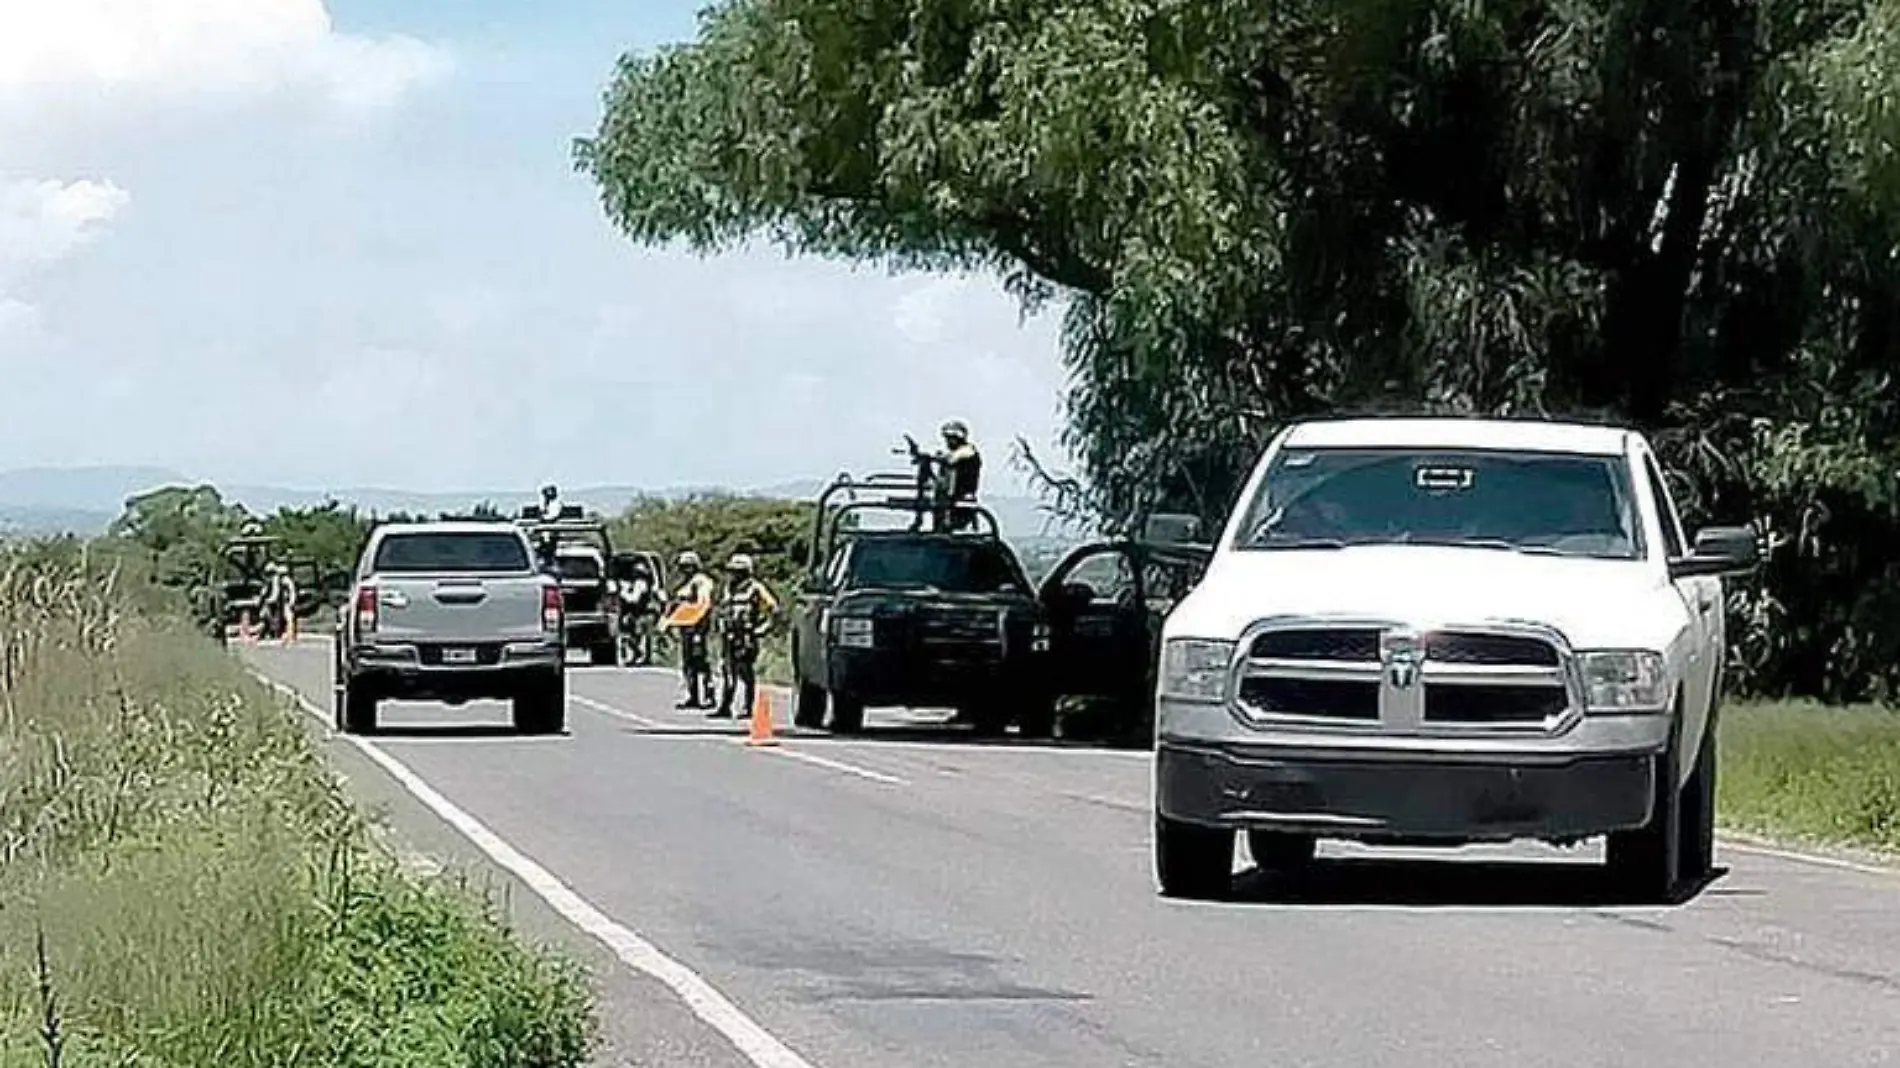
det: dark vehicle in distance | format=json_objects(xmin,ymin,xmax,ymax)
[
  {"xmin": 211, "ymin": 532, "xmax": 335, "ymax": 643},
  {"xmin": 790, "ymin": 472, "xmax": 1055, "ymax": 737},
  {"xmin": 518, "ymin": 504, "xmax": 617, "ymax": 666}
]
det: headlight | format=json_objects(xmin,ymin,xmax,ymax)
[
  {"xmin": 834, "ymin": 616, "xmax": 875, "ymax": 649},
  {"xmin": 1577, "ymin": 650, "xmax": 1670, "ymax": 712},
  {"xmin": 1159, "ymin": 638, "xmax": 1235, "ymax": 703}
]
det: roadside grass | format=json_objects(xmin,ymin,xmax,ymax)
[
  {"xmin": 0, "ymin": 542, "xmax": 594, "ymax": 1067},
  {"xmin": 1718, "ymin": 698, "xmax": 1900, "ymax": 855}
]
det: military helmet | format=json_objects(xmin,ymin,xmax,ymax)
[
  {"xmin": 240, "ymin": 520, "xmax": 263, "ymax": 537},
  {"xmin": 941, "ymin": 419, "xmax": 969, "ymax": 440},
  {"xmin": 726, "ymin": 553, "xmax": 754, "ymax": 574},
  {"xmin": 676, "ymin": 550, "xmax": 702, "ymax": 569},
  {"xmin": 540, "ymin": 483, "xmax": 558, "ymax": 499}
]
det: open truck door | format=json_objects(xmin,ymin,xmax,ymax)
[
  {"xmin": 1038, "ymin": 514, "xmax": 1212, "ymax": 740},
  {"xmin": 1039, "ymin": 543, "xmax": 1153, "ymax": 706}
]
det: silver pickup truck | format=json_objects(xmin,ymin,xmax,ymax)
[{"xmin": 332, "ymin": 521, "xmax": 567, "ymax": 735}]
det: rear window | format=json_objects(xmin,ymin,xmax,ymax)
[
  {"xmin": 554, "ymin": 553, "xmax": 602, "ymax": 580},
  {"xmin": 372, "ymin": 531, "xmax": 532, "ymax": 573},
  {"xmin": 845, "ymin": 538, "xmax": 1028, "ymax": 594}
]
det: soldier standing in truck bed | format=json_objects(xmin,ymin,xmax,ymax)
[{"xmin": 936, "ymin": 419, "xmax": 981, "ymax": 531}]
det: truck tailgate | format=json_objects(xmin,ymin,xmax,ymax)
[{"xmin": 371, "ymin": 573, "xmax": 548, "ymax": 643}]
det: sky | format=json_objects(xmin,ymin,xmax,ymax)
[{"xmin": 0, "ymin": 0, "xmax": 1072, "ymax": 495}]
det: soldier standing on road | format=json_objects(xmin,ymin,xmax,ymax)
[
  {"xmin": 671, "ymin": 550, "xmax": 718, "ymax": 709},
  {"xmin": 614, "ymin": 559, "xmax": 659, "ymax": 666},
  {"xmin": 712, "ymin": 553, "xmax": 780, "ymax": 720}
]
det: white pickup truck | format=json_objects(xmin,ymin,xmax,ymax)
[
  {"xmin": 333, "ymin": 521, "xmax": 567, "ymax": 736},
  {"xmin": 1152, "ymin": 417, "xmax": 1760, "ymax": 903}
]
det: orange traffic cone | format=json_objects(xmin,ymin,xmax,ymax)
[{"xmin": 745, "ymin": 688, "xmax": 778, "ymax": 747}]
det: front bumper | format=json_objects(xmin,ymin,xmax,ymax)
[
  {"xmin": 827, "ymin": 647, "xmax": 1042, "ymax": 706},
  {"xmin": 1155, "ymin": 740, "xmax": 1659, "ymax": 842}
]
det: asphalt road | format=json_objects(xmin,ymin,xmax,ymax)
[{"xmin": 245, "ymin": 641, "xmax": 1900, "ymax": 1068}]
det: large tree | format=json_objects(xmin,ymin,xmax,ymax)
[{"xmin": 575, "ymin": 0, "xmax": 1900, "ymax": 701}]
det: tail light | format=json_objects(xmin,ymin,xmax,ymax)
[
  {"xmin": 354, "ymin": 584, "xmax": 378, "ymax": 633},
  {"xmin": 542, "ymin": 584, "xmax": 563, "ymax": 632}
]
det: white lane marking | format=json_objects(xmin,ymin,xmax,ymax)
[
  {"xmin": 571, "ymin": 694, "xmax": 665, "ymax": 729},
  {"xmin": 568, "ymin": 692, "xmax": 909, "ymax": 786},
  {"xmin": 1718, "ymin": 837, "xmax": 1895, "ymax": 878},
  {"xmin": 763, "ymin": 747, "xmax": 908, "ymax": 786},
  {"xmin": 255, "ymin": 676, "xmax": 822, "ymax": 1068}
]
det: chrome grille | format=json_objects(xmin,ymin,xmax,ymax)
[
  {"xmin": 1234, "ymin": 621, "xmax": 1576, "ymax": 734},
  {"xmin": 916, "ymin": 610, "xmax": 1001, "ymax": 646}
]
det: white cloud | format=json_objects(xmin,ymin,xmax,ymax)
[
  {"xmin": 0, "ymin": 295, "xmax": 41, "ymax": 339},
  {"xmin": 0, "ymin": 0, "xmax": 451, "ymax": 117},
  {"xmin": 0, "ymin": 6, "xmax": 1072, "ymax": 498},
  {"xmin": 0, "ymin": 177, "xmax": 130, "ymax": 281}
]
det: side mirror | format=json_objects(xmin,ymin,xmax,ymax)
[
  {"xmin": 1143, "ymin": 513, "xmax": 1202, "ymax": 546},
  {"xmin": 1669, "ymin": 525, "xmax": 1760, "ymax": 579}
]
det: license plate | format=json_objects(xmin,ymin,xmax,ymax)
[{"xmin": 442, "ymin": 647, "xmax": 477, "ymax": 664}]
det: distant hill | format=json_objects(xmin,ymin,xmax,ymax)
[{"xmin": 0, "ymin": 466, "xmax": 1096, "ymax": 544}]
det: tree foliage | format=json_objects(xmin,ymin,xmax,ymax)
[
  {"xmin": 609, "ymin": 494, "xmax": 816, "ymax": 596},
  {"xmin": 577, "ymin": 0, "xmax": 1900, "ymax": 701}
]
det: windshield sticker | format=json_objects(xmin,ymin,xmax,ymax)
[
  {"xmin": 1415, "ymin": 465, "xmax": 1475, "ymax": 491},
  {"xmin": 1282, "ymin": 452, "xmax": 1316, "ymax": 468}
]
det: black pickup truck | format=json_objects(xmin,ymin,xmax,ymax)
[
  {"xmin": 788, "ymin": 471, "xmax": 1215, "ymax": 740},
  {"xmin": 789, "ymin": 473, "xmax": 1056, "ymax": 736},
  {"xmin": 518, "ymin": 505, "xmax": 617, "ymax": 666}
]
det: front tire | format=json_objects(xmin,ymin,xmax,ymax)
[
  {"xmin": 1155, "ymin": 814, "xmax": 1234, "ymax": 900},
  {"xmin": 1677, "ymin": 706, "xmax": 1719, "ymax": 882},
  {"xmin": 1607, "ymin": 709, "xmax": 1692, "ymax": 903},
  {"xmin": 829, "ymin": 692, "xmax": 866, "ymax": 734}
]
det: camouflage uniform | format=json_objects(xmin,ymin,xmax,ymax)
[
  {"xmin": 713, "ymin": 554, "xmax": 780, "ymax": 719},
  {"xmin": 935, "ymin": 420, "xmax": 982, "ymax": 531}
]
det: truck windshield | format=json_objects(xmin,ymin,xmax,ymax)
[
  {"xmin": 846, "ymin": 539, "xmax": 1028, "ymax": 593},
  {"xmin": 1236, "ymin": 447, "xmax": 1645, "ymax": 560},
  {"xmin": 373, "ymin": 532, "xmax": 532, "ymax": 573}
]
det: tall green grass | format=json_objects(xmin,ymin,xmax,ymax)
[
  {"xmin": 1718, "ymin": 699, "xmax": 1900, "ymax": 854},
  {"xmin": 0, "ymin": 541, "xmax": 594, "ymax": 1067}
]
